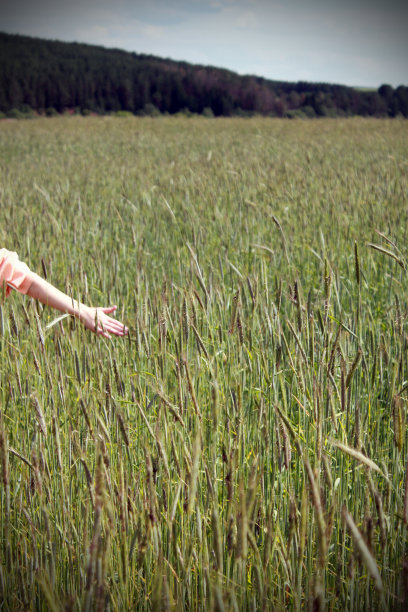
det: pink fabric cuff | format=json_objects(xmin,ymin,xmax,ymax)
[{"xmin": 0, "ymin": 249, "xmax": 35, "ymax": 297}]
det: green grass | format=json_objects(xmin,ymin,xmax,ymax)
[{"xmin": 0, "ymin": 116, "xmax": 408, "ymax": 610}]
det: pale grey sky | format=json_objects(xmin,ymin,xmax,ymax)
[{"xmin": 0, "ymin": 0, "xmax": 407, "ymax": 87}]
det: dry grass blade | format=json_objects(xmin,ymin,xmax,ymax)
[
  {"xmin": 183, "ymin": 359, "xmax": 202, "ymax": 420},
  {"xmin": 367, "ymin": 243, "xmax": 406, "ymax": 269},
  {"xmin": 343, "ymin": 507, "xmax": 383, "ymax": 592},
  {"xmin": 186, "ymin": 242, "xmax": 209, "ymax": 300},
  {"xmin": 227, "ymin": 259, "xmax": 244, "ymax": 280},
  {"xmin": 190, "ymin": 323, "xmax": 209, "ymax": 360},
  {"xmin": 304, "ymin": 459, "xmax": 327, "ymax": 567},
  {"xmin": 0, "ymin": 424, "xmax": 9, "ymax": 487},
  {"xmin": 404, "ymin": 453, "xmax": 408, "ymax": 524},
  {"xmin": 330, "ymin": 439, "xmax": 385, "ymax": 477},
  {"xmin": 286, "ymin": 318, "xmax": 307, "ymax": 362},
  {"xmin": 136, "ymin": 400, "xmax": 156, "ymax": 440},
  {"xmin": 271, "ymin": 214, "xmax": 290, "ymax": 263},
  {"xmin": 45, "ymin": 313, "xmax": 70, "ymax": 330},
  {"xmin": 31, "ymin": 395, "xmax": 47, "ymax": 437},
  {"xmin": 154, "ymin": 388, "xmax": 185, "ymax": 427},
  {"xmin": 345, "ymin": 348, "xmax": 362, "ymax": 389},
  {"xmin": 8, "ymin": 446, "xmax": 33, "ymax": 469},
  {"xmin": 274, "ymin": 404, "xmax": 302, "ymax": 456},
  {"xmin": 374, "ymin": 229, "xmax": 400, "ymax": 252},
  {"xmin": 251, "ymin": 243, "xmax": 274, "ymax": 257},
  {"xmin": 36, "ymin": 573, "xmax": 62, "ymax": 612},
  {"xmin": 228, "ymin": 289, "xmax": 240, "ymax": 334},
  {"xmin": 187, "ymin": 432, "xmax": 201, "ymax": 515}
]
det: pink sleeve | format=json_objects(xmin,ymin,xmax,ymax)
[{"xmin": 0, "ymin": 249, "xmax": 35, "ymax": 297}]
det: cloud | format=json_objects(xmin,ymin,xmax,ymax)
[
  {"xmin": 0, "ymin": 0, "xmax": 406, "ymax": 86},
  {"xmin": 142, "ymin": 24, "xmax": 166, "ymax": 40},
  {"xmin": 232, "ymin": 10, "xmax": 258, "ymax": 29}
]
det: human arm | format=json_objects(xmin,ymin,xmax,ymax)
[
  {"xmin": 26, "ymin": 274, "xmax": 128, "ymax": 338},
  {"xmin": 1, "ymin": 249, "xmax": 127, "ymax": 338}
]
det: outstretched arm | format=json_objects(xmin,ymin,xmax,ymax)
[
  {"xmin": 1, "ymin": 249, "xmax": 127, "ymax": 338},
  {"xmin": 27, "ymin": 274, "xmax": 128, "ymax": 339}
]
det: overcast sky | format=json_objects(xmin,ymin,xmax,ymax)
[{"xmin": 0, "ymin": 0, "xmax": 407, "ymax": 87}]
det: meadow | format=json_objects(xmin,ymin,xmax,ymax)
[{"xmin": 0, "ymin": 116, "xmax": 407, "ymax": 611}]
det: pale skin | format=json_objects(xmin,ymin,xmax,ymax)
[{"xmin": 25, "ymin": 274, "xmax": 128, "ymax": 339}]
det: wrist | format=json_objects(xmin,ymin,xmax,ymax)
[{"xmin": 71, "ymin": 302, "xmax": 87, "ymax": 319}]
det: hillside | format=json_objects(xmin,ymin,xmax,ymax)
[{"xmin": 0, "ymin": 31, "xmax": 407, "ymax": 117}]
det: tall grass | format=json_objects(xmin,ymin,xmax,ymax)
[{"xmin": 0, "ymin": 116, "xmax": 407, "ymax": 610}]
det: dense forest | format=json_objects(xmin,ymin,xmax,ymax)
[{"xmin": 0, "ymin": 31, "xmax": 407, "ymax": 118}]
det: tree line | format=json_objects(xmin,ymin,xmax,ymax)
[{"xmin": 1, "ymin": 32, "xmax": 407, "ymax": 118}]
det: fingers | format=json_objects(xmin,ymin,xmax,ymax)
[
  {"xmin": 104, "ymin": 319, "xmax": 128, "ymax": 335},
  {"xmin": 101, "ymin": 305, "xmax": 117, "ymax": 314},
  {"xmin": 97, "ymin": 315, "xmax": 128, "ymax": 337},
  {"xmin": 89, "ymin": 306, "xmax": 128, "ymax": 337},
  {"xmin": 102, "ymin": 315, "xmax": 124, "ymax": 328},
  {"xmin": 97, "ymin": 327, "xmax": 111, "ymax": 339}
]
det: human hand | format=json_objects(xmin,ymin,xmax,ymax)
[{"xmin": 78, "ymin": 305, "xmax": 128, "ymax": 338}]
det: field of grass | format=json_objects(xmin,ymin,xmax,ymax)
[{"xmin": 0, "ymin": 116, "xmax": 408, "ymax": 611}]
